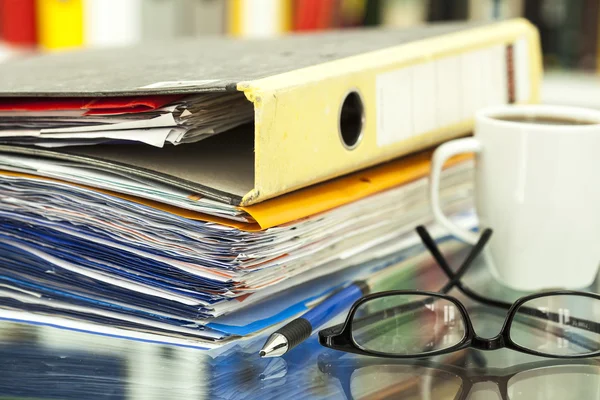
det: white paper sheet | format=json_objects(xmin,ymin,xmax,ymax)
[
  {"xmin": 0, "ymin": 309, "xmax": 221, "ymax": 349},
  {"xmin": 40, "ymin": 127, "xmax": 180, "ymax": 148},
  {"xmin": 41, "ymin": 113, "xmax": 178, "ymax": 134}
]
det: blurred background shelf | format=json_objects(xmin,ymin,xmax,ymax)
[
  {"xmin": 2, "ymin": 0, "xmax": 600, "ymax": 103},
  {"xmin": 0, "ymin": 1, "xmax": 594, "ymax": 53}
]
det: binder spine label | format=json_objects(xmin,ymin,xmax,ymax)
[
  {"xmin": 513, "ymin": 38, "xmax": 531, "ymax": 103},
  {"xmin": 375, "ymin": 38, "xmax": 530, "ymax": 147}
]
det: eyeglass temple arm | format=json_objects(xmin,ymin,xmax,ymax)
[
  {"xmin": 418, "ymin": 226, "xmax": 600, "ymax": 337},
  {"xmin": 416, "ymin": 226, "xmax": 513, "ymax": 310},
  {"xmin": 417, "ymin": 226, "xmax": 492, "ymax": 294}
]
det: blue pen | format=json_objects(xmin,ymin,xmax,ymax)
[{"xmin": 259, "ymin": 281, "xmax": 368, "ymax": 358}]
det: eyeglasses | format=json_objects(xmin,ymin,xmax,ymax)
[
  {"xmin": 318, "ymin": 355, "xmax": 600, "ymax": 400},
  {"xmin": 319, "ymin": 226, "xmax": 600, "ymax": 359}
]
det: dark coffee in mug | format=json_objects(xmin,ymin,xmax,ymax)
[{"xmin": 492, "ymin": 115, "xmax": 597, "ymax": 125}]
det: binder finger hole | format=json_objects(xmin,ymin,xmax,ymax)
[{"xmin": 339, "ymin": 90, "xmax": 365, "ymax": 150}]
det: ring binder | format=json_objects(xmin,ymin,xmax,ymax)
[{"xmin": 0, "ymin": 19, "xmax": 541, "ymax": 207}]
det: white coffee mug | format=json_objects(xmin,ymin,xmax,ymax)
[{"xmin": 430, "ymin": 105, "xmax": 600, "ymax": 291}]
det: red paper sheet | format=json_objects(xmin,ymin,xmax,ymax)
[{"xmin": 0, "ymin": 95, "xmax": 183, "ymax": 114}]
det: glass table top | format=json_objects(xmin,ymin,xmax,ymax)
[{"xmin": 1, "ymin": 244, "xmax": 599, "ymax": 400}]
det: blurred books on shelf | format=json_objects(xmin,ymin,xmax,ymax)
[
  {"xmin": 139, "ymin": 0, "xmax": 195, "ymax": 41},
  {"xmin": 380, "ymin": 0, "xmax": 428, "ymax": 28},
  {"xmin": 190, "ymin": 0, "xmax": 226, "ymax": 36},
  {"xmin": 227, "ymin": 0, "xmax": 291, "ymax": 37},
  {"xmin": 0, "ymin": 0, "xmax": 597, "ymax": 75},
  {"xmin": 468, "ymin": 0, "xmax": 523, "ymax": 21},
  {"xmin": 84, "ymin": 0, "xmax": 225, "ymax": 47},
  {"xmin": 84, "ymin": 0, "xmax": 143, "ymax": 47},
  {"xmin": 0, "ymin": 0, "xmax": 37, "ymax": 63},
  {"xmin": 0, "ymin": 0, "xmax": 37, "ymax": 48},
  {"xmin": 428, "ymin": 0, "xmax": 469, "ymax": 21},
  {"xmin": 36, "ymin": 0, "xmax": 84, "ymax": 51},
  {"xmin": 0, "ymin": 0, "xmax": 227, "ymax": 54},
  {"xmin": 525, "ymin": 0, "xmax": 599, "ymax": 72}
]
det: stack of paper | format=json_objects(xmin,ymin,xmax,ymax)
[
  {"xmin": 0, "ymin": 154, "xmax": 474, "ymax": 348},
  {"xmin": 0, "ymin": 93, "xmax": 254, "ymax": 148}
]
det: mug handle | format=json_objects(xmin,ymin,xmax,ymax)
[{"xmin": 430, "ymin": 137, "xmax": 482, "ymax": 244}]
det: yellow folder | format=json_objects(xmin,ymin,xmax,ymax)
[{"xmin": 0, "ymin": 19, "xmax": 541, "ymax": 208}]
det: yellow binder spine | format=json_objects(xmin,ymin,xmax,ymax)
[
  {"xmin": 36, "ymin": 0, "xmax": 84, "ymax": 51},
  {"xmin": 238, "ymin": 18, "xmax": 543, "ymax": 206}
]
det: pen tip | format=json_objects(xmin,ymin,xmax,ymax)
[{"xmin": 258, "ymin": 333, "xmax": 289, "ymax": 358}]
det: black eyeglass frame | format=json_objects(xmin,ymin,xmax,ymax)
[
  {"xmin": 320, "ymin": 289, "xmax": 600, "ymax": 359},
  {"xmin": 319, "ymin": 226, "xmax": 600, "ymax": 359}
]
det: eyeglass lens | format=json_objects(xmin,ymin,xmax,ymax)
[
  {"xmin": 351, "ymin": 294, "xmax": 467, "ymax": 355},
  {"xmin": 510, "ymin": 294, "xmax": 600, "ymax": 356}
]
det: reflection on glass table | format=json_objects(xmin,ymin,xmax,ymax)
[
  {"xmin": 318, "ymin": 302, "xmax": 600, "ymax": 400},
  {"xmin": 1, "ymin": 236, "xmax": 599, "ymax": 400},
  {"xmin": 319, "ymin": 354, "xmax": 600, "ymax": 400}
]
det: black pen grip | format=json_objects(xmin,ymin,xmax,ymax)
[{"xmin": 277, "ymin": 318, "xmax": 312, "ymax": 350}]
